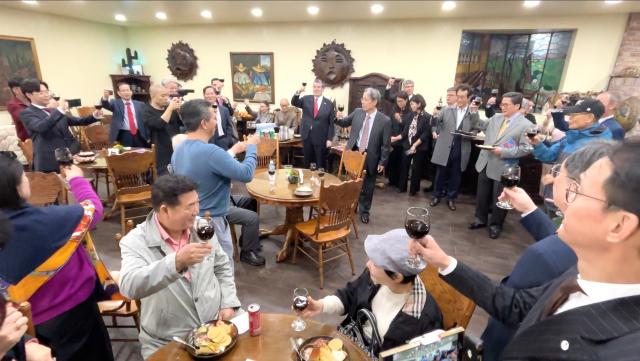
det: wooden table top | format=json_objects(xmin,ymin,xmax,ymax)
[
  {"xmin": 76, "ymin": 148, "xmax": 150, "ymax": 170},
  {"xmin": 147, "ymin": 313, "xmax": 371, "ymax": 361},
  {"xmin": 246, "ymin": 169, "xmax": 341, "ymax": 206}
]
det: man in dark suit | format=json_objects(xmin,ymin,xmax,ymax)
[
  {"xmin": 481, "ymin": 140, "xmax": 615, "ymax": 361},
  {"xmin": 335, "ymin": 88, "xmax": 392, "ymax": 224},
  {"xmin": 204, "ymin": 85, "xmax": 236, "ymax": 151},
  {"xmin": 101, "ymin": 82, "xmax": 149, "ymax": 148},
  {"xmin": 384, "ymin": 78, "xmax": 415, "ymax": 104},
  {"xmin": 19, "ymin": 79, "xmax": 102, "ymax": 173},
  {"xmin": 210, "ymin": 77, "xmax": 235, "ymax": 116},
  {"xmin": 430, "ymin": 84, "xmax": 483, "ymax": 211},
  {"xmin": 291, "ymin": 79, "xmax": 335, "ymax": 169},
  {"xmin": 411, "ymin": 138, "xmax": 640, "ymax": 361}
]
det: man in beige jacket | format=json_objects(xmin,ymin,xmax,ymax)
[{"xmin": 119, "ymin": 175, "xmax": 240, "ymax": 358}]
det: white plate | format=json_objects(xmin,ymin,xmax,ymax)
[
  {"xmin": 294, "ymin": 187, "xmax": 313, "ymax": 197},
  {"xmin": 293, "ymin": 134, "xmax": 301, "ymax": 138},
  {"xmin": 78, "ymin": 151, "xmax": 96, "ymax": 157}
]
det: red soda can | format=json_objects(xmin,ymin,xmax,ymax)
[{"xmin": 248, "ymin": 303, "xmax": 261, "ymax": 336}]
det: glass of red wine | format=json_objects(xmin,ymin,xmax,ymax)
[
  {"xmin": 524, "ymin": 126, "xmax": 539, "ymax": 151},
  {"xmin": 317, "ymin": 168, "xmax": 325, "ymax": 185},
  {"xmin": 496, "ymin": 164, "xmax": 521, "ymax": 210},
  {"xmin": 95, "ymin": 104, "xmax": 103, "ymax": 111},
  {"xmin": 302, "ymin": 82, "xmax": 307, "ymax": 87},
  {"xmin": 291, "ymin": 287, "xmax": 309, "ymax": 331},
  {"xmin": 405, "ymin": 207, "xmax": 431, "ymax": 269},
  {"xmin": 54, "ymin": 147, "xmax": 73, "ymax": 168},
  {"xmin": 337, "ymin": 104, "xmax": 344, "ymax": 112},
  {"xmin": 196, "ymin": 217, "xmax": 215, "ymax": 261}
]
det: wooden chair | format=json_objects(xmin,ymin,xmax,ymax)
[
  {"xmin": 101, "ymin": 114, "xmax": 113, "ymax": 126},
  {"xmin": 84, "ymin": 124, "xmax": 111, "ymax": 150},
  {"xmin": 17, "ymin": 302, "xmax": 36, "ymax": 338},
  {"xmin": 255, "ymin": 136, "xmax": 280, "ymax": 172},
  {"xmin": 105, "ymin": 147, "xmax": 156, "ymax": 234},
  {"xmin": 336, "ymin": 150, "xmax": 367, "ymax": 239},
  {"xmin": 76, "ymin": 106, "xmax": 95, "ymax": 118},
  {"xmin": 292, "ymin": 178, "xmax": 363, "ymax": 288},
  {"xmin": 99, "ymin": 220, "xmax": 141, "ymax": 342},
  {"xmin": 25, "ymin": 172, "xmax": 66, "ymax": 206},
  {"xmin": 18, "ymin": 139, "xmax": 33, "ymax": 169},
  {"xmin": 419, "ymin": 264, "xmax": 476, "ymax": 329}
]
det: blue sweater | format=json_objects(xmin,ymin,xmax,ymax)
[
  {"xmin": 171, "ymin": 139, "xmax": 257, "ymax": 217},
  {"xmin": 532, "ymin": 123, "xmax": 612, "ymax": 163}
]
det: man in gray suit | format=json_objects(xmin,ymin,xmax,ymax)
[
  {"xmin": 430, "ymin": 84, "xmax": 484, "ymax": 211},
  {"xmin": 470, "ymin": 92, "xmax": 532, "ymax": 239},
  {"xmin": 335, "ymin": 88, "xmax": 392, "ymax": 224}
]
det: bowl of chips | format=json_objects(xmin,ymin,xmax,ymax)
[
  {"xmin": 299, "ymin": 336, "xmax": 349, "ymax": 361},
  {"xmin": 185, "ymin": 319, "xmax": 238, "ymax": 359}
]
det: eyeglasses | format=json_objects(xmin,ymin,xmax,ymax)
[
  {"xmin": 550, "ymin": 164, "xmax": 576, "ymax": 180},
  {"xmin": 565, "ymin": 182, "xmax": 607, "ymax": 204},
  {"xmin": 500, "ymin": 102, "xmax": 513, "ymax": 108}
]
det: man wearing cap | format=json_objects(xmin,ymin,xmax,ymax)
[
  {"xmin": 210, "ymin": 77, "xmax": 235, "ymax": 116},
  {"xmin": 529, "ymin": 98, "xmax": 612, "ymax": 164},
  {"xmin": 302, "ymin": 229, "xmax": 442, "ymax": 353}
]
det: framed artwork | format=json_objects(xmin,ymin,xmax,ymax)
[
  {"xmin": 229, "ymin": 52, "xmax": 274, "ymax": 104},
  {"xmin": 0, "ymin": 35, "xmax": 41, "ymax": 110}
]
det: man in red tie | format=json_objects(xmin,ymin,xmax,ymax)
[
  {"xmin": 101, "ymin": 82, "xmax": 149, "ymax": 148},
  {"xmin": 291, "ymin": 79, "xmax": 335, "ymax": 169}
]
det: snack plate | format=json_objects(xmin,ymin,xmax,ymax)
[
  {"xmin": 298, "ymin": 336, "xmax": 350, "ymax": 361},
  {"xmin": 450, "ymin": 131, "xmax": 476, "ymax": 138},
  {"xmin": 294, "ymin": 187, "xmax": 314, "ymax": 197},
  {"xmin": 185, "ymin": 319, "xmax": 239, "ymax": 359}
]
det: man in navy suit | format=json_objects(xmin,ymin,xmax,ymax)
[
  {"xmin": 411, "ymin": 138, "xmax": 640, "ymax": 360},
  {"xmin": 204, "ymin": 86, "xmax": 236, "ymax": 151},
  {"xmin": 480, "ymin": 140, "xmax": 615, "ymax": 361},
  {"xmin": 20, "ymin": 79, "xmax": 102, "ymax": 173},
  {"xmin": 101, "ymin": 82, "xmax": 149, "ymax": 148},
  {"xmin": 291, "ymin": 79, "xmax": 335, "ymax": 169}
]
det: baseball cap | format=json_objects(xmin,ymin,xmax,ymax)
[
  {"xmin": 364, "ymin": 228, "xmax": 425, "ymax": 276},
  {"xmin": 563, "ymin": 98, "xmax": 605, "ymax": 120}
]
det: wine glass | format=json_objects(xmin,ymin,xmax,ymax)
[
  {"xmin": 309, "ymin": 162, "xmax": 317, "ymax": 184},
  {"xmin": 496, "ymin": 164, "xmax": 521, "ymax": 210},
  {"xmin": 268, "ymin": 163, "xmax": 276, "ymax": 191},
  {"xmin": 54, "ymin": 147, "xmax": 73, "ymax": 168},
  {"xmin": 291, "ymin": 288, "xmax": 309, "ymax": 331},
  {"xmin": 337, "ymin": 104, "xmax": 344, "ymax": 112},
  {"xmin": 524, "ymin": 126, "xmax": 539, "ymax": 151},
  {"xmin": 317, "ymin": 168, "xmax": 325, "ymax": 186},
  {"xmin": 196, "ymin": 216, "xmax": 215, "ymax": 261},
  {"xmin": 94, "ymin": 104, "xmax": 103, "ymax": 111},
  {"xmin": 405, "ymin": 207, "xmax": 431, "ymax": 269}
]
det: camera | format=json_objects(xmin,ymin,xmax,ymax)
[
  {"xmin": 491, "ymin": 89, "xmax": 499, "ymax": 96},
  {"xmin": 171, "ymin": 89, "xmax": 194, "ymax": 98}
]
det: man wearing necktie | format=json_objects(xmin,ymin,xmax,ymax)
[
  {"xmin": 210, "ymin": 77, "xmax": 235, "ymax": 116},
  {"xmin": 101, "ymin": 82, "xmax": 149, "ymax": 148},
  {"xmin": 203, "ymin": 86, "xmax": 236, "ymax": 151},
  {"xmin": 470, "ymin": 92, "xmax": 532, "ymax": 239},
  {"xmin": 335, "ymin": 88, "xmax": 392, "ymax": 224},
  {"xmin": 292, "ymin": 79, "xmax": 335, "ymax": 169},
  {"xmin": 19, "ymin": 79, "xmax": 102, "ymax": 172},
  {"xmin": 410, "ymin": 139, "xmax": 640, "ymax": 360}
]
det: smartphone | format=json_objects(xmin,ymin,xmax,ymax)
[{"xmin": 67, "ymin": 99, "xmax": 82, "ymax": 108}]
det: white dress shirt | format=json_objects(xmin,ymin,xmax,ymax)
[
  {"xmin": 357, "ymin": 109, "xmax": 377, "ymax": 150},
  {"xmin": 215, "ymin": 108, "xmax": 224, "ymax": 136},
  {"xmin": 121, "ymin": 100, "xmax": 138, "ymax": 131},
  {"xmin": 456, "ymin": 105, "xmax": 468, "ymax": 129}
]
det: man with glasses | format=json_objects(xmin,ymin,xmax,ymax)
[
  {"xmin": 19, "ymin": 78, "xmax": 102, "ymax": 172},
  {"xmin": 479, "ymin": 141, "xmax": 615, "ymax": 361},
  {"xmin": 410, "ymin": 138, "xmax": 640, "ymax": 360},
  {"xmin": 470, "ymin": 92, "xmax": 532, "ymax": 239}
]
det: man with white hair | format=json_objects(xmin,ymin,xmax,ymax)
[
  {"xmin": 336, "ymin": 88, "xmax": 392, "ymax": 224},
  {"xmin": 161, "ymin": 76, "xmax": 180, "ymax": 97},
  {"xmin": 385, "ymin": 78, "xmax": 415, "ymax": 102}
]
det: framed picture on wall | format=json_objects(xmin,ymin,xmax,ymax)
[
  {"xmin": 229, "ymin": 52, "xmax": 274, "ymax": 104},
  {"xmin": 0, "ymin": 35, "xmax": 41, "ymax": 111}
]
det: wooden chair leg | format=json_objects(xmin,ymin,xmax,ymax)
[
  {"xmin": 291, "ymin": 231, "xmax": 299, "ymax": 264},
  {"xmin": 345, "ymin": 237, "xmax": 356, "ymax": 276},
  {"xmin": 133, "ymin": 314, "xmax": 141, "ymax": 331},
  {"xmin": 120, "ymin": 205, "xmax": 126, "ymax": 235},
  {"xmin": 318, "ymin": 244, "xmax": 324, "ymax": 289},
  {"xmin": 351, "ymin": 218, "xmax": 360, "ymax": 240},
  {"xmin": 105, "ymin": 171, "xmax": 111, "ymax": 200},
  {"xmin": 230, "ymin": 224, "xmax": 239, "ymax": 262}
]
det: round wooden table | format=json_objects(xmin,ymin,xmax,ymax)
[
  {"xmin": 147, "ymin": 313, "xmax": 371, "ymax": 361},
  {"xmin": 246, "ymin": 169, "xmax": 341, "ymax": 262}
]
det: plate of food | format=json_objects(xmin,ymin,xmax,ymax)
[
  {"xmin": 298, "ymin": 336, "xmax": 349, "ymax": 361},
  {"xmin": 450, "ymin": 130, "xmax": 476, "ymax": 138},
  {"xmin": 294, "ymin": 186, "xmax": 314, "ymax": 197},
  {"xmin": 78, "ymin": 151, "xmax": 96, "ymax": 157},
  {"xmin": 476, "ymin": 144, "xmax": 496, "ymax": 150},
  {"xmin": 74, "ymin": 152, "xmax": 97, "ymax": 164},
  {"xmin": 185, "ymin": 319, "xmax": 238, "ymax": 359}
]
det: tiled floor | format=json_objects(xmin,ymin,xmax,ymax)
[{"xmin": 92, "ymin": 180, "xmax": 533, "ymax": 360}]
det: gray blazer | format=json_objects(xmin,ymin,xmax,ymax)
[
  {"xmin": 119, "ymin": 212, "xmax": 241, "ymax": 358},
  {"xmin": 431, "ymin": 106, "xmax": 484, "ymax": 171},
  {"xmin": 475, "ymin": 113, "xmax": 532, "ymax": 181},
  {"xmin": 335, "ymin": 108, "xmax": 392, "ymax": 175}
]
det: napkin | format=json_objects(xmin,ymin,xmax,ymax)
[{"xmin": 230, "ymin": 309, "xmax": 249, "ymax": 335}]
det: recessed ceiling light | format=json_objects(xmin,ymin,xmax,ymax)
[
  {"xmin": 604, "ymin": 0, "xmax": 622, "ymax": 3},
  {"xmin": 200, "ymin": 10, "xmax": 212, "ymax": 19},
  {"xmin": 442, "ymin": 1, "xmax": 456, "ymax": 11},
  {"xmin": 155, "ymin": 11, "xmax": 167, "ymax": 20},
  {"xmin": 22, "ymin": 0, "xmax": 38, "ymax": 4},
  {"xmin": 307, "ymin": 5, "xmax": 320, "ymax": 15},
  {"xmin": 370, "ymin": 4, "xmax": 384, "ymax": 14},
  {"xmin": 523, "ymin": 0, "xmax": 541, "ymax": 7},
  {"xmin": 114, "ymin": 14, "xmax": 127, "ymax": 22},
  {"xmin": 251, "ymin": 8, "xmax": 263, "ymax": 17}
]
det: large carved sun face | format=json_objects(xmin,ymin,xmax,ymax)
[
  {"xmin": 167, "ymin": 41, "xmax": 198, "ymax": 81},
  {"xmin": 312, "ymin": 40, "xmax": 355, "ymax": 88}
]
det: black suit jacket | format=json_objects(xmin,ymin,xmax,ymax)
[
  {"xmin": 20, "ymin": 105, "xmax": 99, "ymax": 172},
  {"xmin": 444, "ymin": 262, "xmax": 640, "ymax": 361},
  {"xmin": 291, "ymin": 94, "xmax": 335, "ymax": 146},
  {"xmin": 210, "ymin": 106, "xmax": 236, "ymax": 151},
  {"xmin": 400, "ymin": 112, "xmax": 432, "ymax": 151},
  {"xmin": 335, "ymin": 109, "xmax": 392, "ymax": 176},
  {"xmin": 101, "ymin": 98, "xmax": 148, "ymax": 142}
]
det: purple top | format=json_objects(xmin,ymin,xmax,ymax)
[{"xmin": 30, "ymin": 176, "xmax": 104, "ymax": 324}]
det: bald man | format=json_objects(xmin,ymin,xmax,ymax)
[
  {"xmin": 274, "ymin": 98, "xmax": 298, "ymax": 129},
  {"xmin": 142, "ymin": 84, "xmax": 184, "ymax": 175}
]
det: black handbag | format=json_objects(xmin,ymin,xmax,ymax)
[{"xmin": 338, "ymin": 308, "xmax": 383, "ymax": 359}]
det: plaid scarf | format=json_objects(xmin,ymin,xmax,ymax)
[{"xmin": 402, "ymin": 275, "xmax": 427, "ymax": 319}]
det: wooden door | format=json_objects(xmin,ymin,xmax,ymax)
[{"xmin": 348, "ymin": 73, "xmax": 402, "ymax": 116}]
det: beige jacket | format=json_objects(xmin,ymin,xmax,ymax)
[{"xmin": 119, "ymin": 212, "xmax": 240, "ymax": 358}]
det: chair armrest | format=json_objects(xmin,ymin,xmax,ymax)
[{"xmin": 461, "ymin": 334, "xmax": 483, "ymax": 361}]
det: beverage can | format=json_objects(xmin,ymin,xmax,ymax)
[{"xmin": 248, "ymin": 303, "xmax": 261, "ymax": 336}]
